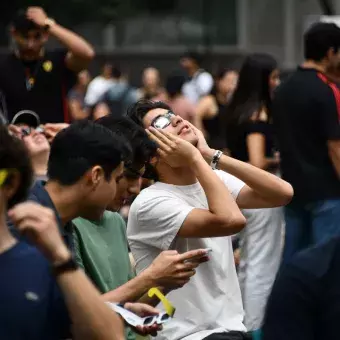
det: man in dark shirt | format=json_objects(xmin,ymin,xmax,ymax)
[
  {"xmin": 0, "ymin": 7, "xmax": 94, "ymax": 123},
  {"xmin": 262, "ymin": 236, "xmax": 340, "ymax": 340},
  {"xmin": 0, "ymin": 124, "xmax": 125, "ymax": 339},
  {"xmin": 272, "ymin": 22, "xmax": 340, "ymax": 262}
]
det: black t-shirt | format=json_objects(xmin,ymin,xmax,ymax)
[
  {"xmin": 228, "ymin": 120, "xmax": 275, "ymax": 162},
  {"xmin": 272, "ymin": 67, "xmax": 340, "ymax": 202},
  {"xmin": 262, "ymin": 236, "xmax": 340, "ymax": 340},
  {"xmin": 0, "ymin": 49, "xmax": 76, "ymax": 123}
]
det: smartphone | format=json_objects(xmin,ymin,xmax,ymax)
[{"xmin": 184, "ymin": 248, "xmax": 212, "ymax": 263}]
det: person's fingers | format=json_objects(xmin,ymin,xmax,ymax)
[
  {"xmin": 135, "ymin": 326, "xmax": 147, "ymax": 336},
  {"xmin": 14, "ymin": 218, "xmax": 39, "ymax": 233},
  {"xmin": 157, "ymin": 149, "xmax": 167, "ymax": 158},
  {"xmin": 155, "ymin": 128, "xmax": 178, "ymax": 142},
  {"xmin": 146, "ymin": 130, "xmax": 170, "ymax": 151},
  {"xmin": 8, "ymin": 203, "xmax": 54, "ymax": 228},
  {"xmin": 161, "ymin": 250, "xmax": 179, "ymax": 256},
  {"xmin": 199, "ymin": 255, "xmax": 210, "ymax": 263},
  {"xmin": 181, "ymin": 260, "xmax": 202, "ymax": 270},
  {"xmin": 149, "ymin": 127, "xmax": 176, "ymax": 147},
  {"xmin": 177, "ymin": 248, "xmax": 207, "ymax": 262}
]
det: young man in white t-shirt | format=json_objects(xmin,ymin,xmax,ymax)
[{"xmin": 127, "ymin": 100, "xmax": 294, "ymax": 340}]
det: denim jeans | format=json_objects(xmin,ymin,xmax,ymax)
[{"xmin": 282, "ymin": 199, "xmax": 340, "ymax": 264}]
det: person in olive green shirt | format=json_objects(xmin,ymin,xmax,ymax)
[
  {"xmin": 73, "ymin": 211, "xmax": 137, "ymax": 340},
  {"xmin": 73, "ymin": 116, "xmax": 208, "ymax": 339}
]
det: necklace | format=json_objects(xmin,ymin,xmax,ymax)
[{"xmin": 24, "ymin": 60, "xmax": 43, "ymax": 91}]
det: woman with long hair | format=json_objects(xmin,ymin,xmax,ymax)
[
  {"xmin": 227, "ymin": 53, "xmax": 283, "ymax": 332},
  {"xmin": 195, "ymin": 68, "xmax": 238, "ymax": 150}
]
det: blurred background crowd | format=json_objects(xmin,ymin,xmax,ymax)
[{"xmin": 2, "ymin": 1, "xmax": 340, "ymax": 340}]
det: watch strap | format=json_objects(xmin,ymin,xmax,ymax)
[
  {"xmin": 52, "ymin": 256, "xmax": 79, "ymax": 276},
  {"xmin": 210, "ymin": 150, "xmax": 223, "ymax": 169}
]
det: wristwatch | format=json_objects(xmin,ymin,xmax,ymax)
[
  {"xmin": 210, "ymin": 150, "xmax": 223, "ymax": 169},
  {"xmin": 52, "ymin": 256, "xmax": 79, "ymax": 276},
  {"xmin": 44, "ymin": 18, "xmax": 56, "ymax": 31}
]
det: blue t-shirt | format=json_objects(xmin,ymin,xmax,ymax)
[
  {"xmin": 0, "ymin": 241, "xmax": 70, "ymax": 339},
  {"xmin": 9, "ymin": 181, "xmax": 73, "ymax": 250}
]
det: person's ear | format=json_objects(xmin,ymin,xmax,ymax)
[
  {"xmin": 85, "ymin": 166, "xmax": 104, "ymax": 189},
  {"xmin": 149, "ymin": 156, "xmax": 158, "ymax": 166},
  {"xmin": 3, "ymin": 171, "xmax": 21, "ymax": 202},
  {"xmin": 326, "ymin": 47, "xmax": 336, "ymax": 61}
]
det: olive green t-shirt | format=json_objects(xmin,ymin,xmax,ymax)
[{"xmin": 73, "ymin": 211, "xmax": 136, "ymax": 340}]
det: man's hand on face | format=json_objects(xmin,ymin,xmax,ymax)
[
  {"xmin": 146, "ymin": 127, "xmax": 202, "ymax": 168},
  {"xmin": 186, "ymin": 122, "xmax": 212, "ymax": 158},
  {"xmin": 145, "ymin": 249, "xmax": 209, "ymax": 289},
  {"xmin": 26, "ymin": 7, "xmax": 48, "ymax": 28},
  {"xmin": 8, "ymin": 202, "xmax": 71, "ymax": 265}
]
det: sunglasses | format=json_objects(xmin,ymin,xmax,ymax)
[
  {"xmin": 143, "ymin": 312, "xmax": 171, "ymax": 326},
  {"xmin": 150, "ymin": 110, "xmax": 175, "ymax": 129},
  {"xmin": 21, "ymin": 126, "xmax": 45, "ymax": 137}
]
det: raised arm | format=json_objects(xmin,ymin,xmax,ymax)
[
  {"xmin": 8, "ymin": 202, "xmax": 124, "ymax": 340},
  {"xmin": 147, "ymin": 127, "xmax": 246, "ymax": 237},
  {"xmin": 189, "ymin": 123, "xmax": 293, "ymax": 209},
  {"xmin": 27, "ymin": 7, "xmax": 95, "ymax": 72}
]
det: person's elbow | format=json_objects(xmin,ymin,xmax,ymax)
[
  {"xmin": 86, "ymin": 47, "xmax": 95, "ymax": 61},
  {"xmin": 219, "ymin": 212, "xmax": 246, "ymax": 234},
  {"xmin": 79, "ymin": 46, "xmax": 95, "ymax": 64},
  {"xmin": 275, "ymin": 181, "xmax": 294, "ymax": 206},
  {"xmin": 80, "ymin": 42, "xmax": 95, "ymax": 60}
]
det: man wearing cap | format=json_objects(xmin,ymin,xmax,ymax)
[{"xmin": 0, "ymin": 7, "xmax": 95, "ymax": 124}]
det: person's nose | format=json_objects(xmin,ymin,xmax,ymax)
[
  {"xmin": 171, "ymin": 114, "xmax": 182, "ymax": 127},
  {"xmin": 26, "ymin": 39, "xmax": 35, "ymax": 48}
]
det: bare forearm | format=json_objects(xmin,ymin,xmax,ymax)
[
  {"xmin": 251, "ymin": 157, "xmax": 279, "ymax": 171},
  {"xmin": 57, "ymin": 269, "xmax": 124, "ymax": 340},
  {"xmin": 204, "ymin": 149, "xmax": 293, "ymax": 206},
  {"xmin": 102, "ymin": 270, "xmax": 155, "ymax": 304},
  {"xmin": 193, "ymin": 155, "xmax": 243, "ymax": 220},
  {"xmin": 49, "ymin": 23, "xmax": 94, "ymax": 59}
]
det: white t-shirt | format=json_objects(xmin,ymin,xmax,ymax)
[
  {"xmin": 127, "ymin": 170, "xmax": 246, "ymax": 340},
  {"xmin": 182, "ymin": 70, "xmax": 214, "ymax": 104},
  {"xmin": 84, "ymin": 76, "xmax": 115, "ymax": 106}
]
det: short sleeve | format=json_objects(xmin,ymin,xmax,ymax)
[
  {"xmin": 244, "ymin": 121, "xmax": 268, "ymax": 135},
  {"xmin": 84, "ymin": 79, "xmax": 101, "ymax": 106},
  {"xmin": 133, "ymin": 193, "xmax": 195, "ymax": 250},
  {"xmin": 319, "ymin": 83, "xmax": 340, "ymax": 140},
  {"xmin": 72, "ymin": 228, "xmax": 85, "ymax": 270},
  {"xmin": 197, "ymin": 72, "xmax": 214, "ymax": 96},
  {"xmin": 214, "ymin": 170, "xmax": 245, "ymax": 200}
]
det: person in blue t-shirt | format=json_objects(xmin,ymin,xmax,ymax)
[{"xmin": 0, "ymin": 124, "xmax": 128, "ymax": 339}]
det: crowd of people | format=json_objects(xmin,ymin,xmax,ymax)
[{"xmin": 1, "ymin": 6, "xmax": 340, "ymax": 340}]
